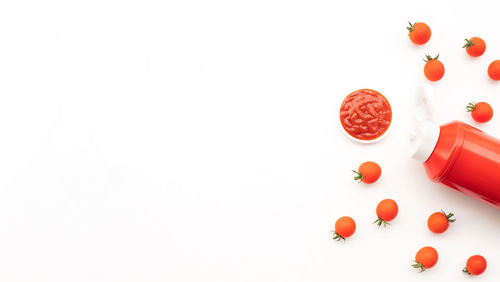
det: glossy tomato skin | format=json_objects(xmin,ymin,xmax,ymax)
[
  {"xmin": 415, "ymin": 246, "xmax": 438, "ymax": 269},
  {"xmin": 488, "ymin": 60, "xmax": 500, "ymax": 80},
  {"xmin": 465, "ymin": 255, "xmax": 487, "ymax": 275},
  {"xmin": 358, "ymin": 161, "xmax": 381, "ymax": 184},
  {"xmin": 471, "ymin": 102, "xmax": 493, "ymax": 123},
  {"xmin": 409, "ymin": 22, "xmax": 431, "ymax": 45},
  {"xmin": 334, "ymin": 216, "xmax": 356, "ymax": 238},
  {"xmin": 427, "ymin": 212, "xmax": 449, "ymax": 233},
  {"xmin": 424, "ymin": 60, "xmax": 445, "ymax": 81},
  {"xmin": 464, "ymin": 37, "xmax": 486, "ymax": 57},
  {"xmin": 376, "ymin": 199, "xmax": 398, "ymax": 221}
]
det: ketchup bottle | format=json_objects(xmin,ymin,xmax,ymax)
[{"xmin": 410, "ymin": 84, "xmax": 500, "ymax": 208}]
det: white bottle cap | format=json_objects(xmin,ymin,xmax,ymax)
[
  {"xmin": 409, "ymin": 120, "xmax": 440, "ymax": 161},
  {"xmin": 408, "ymin": 84, "xmax": 441, "ymax": 162}
]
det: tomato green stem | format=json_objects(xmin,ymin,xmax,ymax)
[
  {"xmin": 463, "ymin": 267, "xmax": 471, "ymax": 275},
  {"xmin": 466, "ymin": 102, "xmax": 476, "ymax": 112},
  {"xmin": 423, "ymin": 53, "xmax": 440, "ymax": 62},
  {"xmin": 463, "ymin": 39, "xmax": 475, "ymax": 50},
  {"xmin": 441, "ymin": 210, "xmax": 456, "ymax": 223},
  {"xmin": 373, "ymin": 218, "xmax": 390, "ymax": 227},
  {"xmin": 407, "ymin": 21, "xmax": 415, "ymax": 32},
  {"xmin": 412, "ymin": 261, "xmax": 426, "ymax": 272},
  {"xmin": 352, "ymin": 170, "xmax": 363, "ymax": 183},
  {"xmin": 332, "ymin": 231, "xmax": 345, "ymax": 241}
]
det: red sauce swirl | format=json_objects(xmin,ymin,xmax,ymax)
[{"xmin": 340, "ymin": 89, "xmax": 392, "ymax": 141}]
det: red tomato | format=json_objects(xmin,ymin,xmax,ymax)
[
  {"xmin": 466, "ymin": 102, "xmax": 493, "ymax": 123},
  {"xmin": 407, "ymin": 22, "xmax": 431, "ymax": 45},
  {"xmin": 413, "ymin": 246, "xmax": 438, "ymax": 272},
  {"xmin": 427, "ymin": 210, "xmax": 455, "ymax": 234},
  {"xmin": 333, "ymin": 216, "xmax": 356, "ymax": 241},
  {"xmin": 374, "ymin": 199, "xmax": 398, "ymax": 227},
  {"xmin": 353, "ymin": 161, "xmax": 381, "ymax": 184},
  {"xmin": 463, "ymin": 255, "xmax": 487, "ymax": 276},
  {"xmin": 488, "ymin": 60, "xmax": 500, "ymax": 80},
  {"xmin": 423, "ymin": 54, "xmax": 445, "ymax": 81},
  {"xmin": 463, "ymin": 37, "xmax": 486, "ymax": 57}
]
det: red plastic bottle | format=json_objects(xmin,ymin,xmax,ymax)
[
  {"xmin": 423, "ymin": 121, "xmax": 500, "ymax": 207},
  {"xmin": 424, "ymin": 121, "xmax": 500, "ymax": 207},
  {"xmin": 410, "ymin": 84, "xmax": 500, "ymax": 208}
]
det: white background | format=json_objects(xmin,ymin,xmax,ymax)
[{"xmin": 1, "ymin": 0, "xmax": 500, "ymax": 281}]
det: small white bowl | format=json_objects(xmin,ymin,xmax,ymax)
[
  {"xmin": 338, "ymin": 118, "xmax": 392, "ymax": 144},
  {"xmin": 338, "ymin": 89, "xmax": 393, "ymax": 144}
]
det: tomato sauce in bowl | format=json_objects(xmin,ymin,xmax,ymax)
[{"xmin": 340, "ymin": 89, "xmax": 392, "ymax": 142}]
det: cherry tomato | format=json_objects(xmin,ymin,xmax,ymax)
[
  {"xmin": 466, "ymin": 102, "xmax": 493, "ymax": 123},
  {"xmin": 333, "ymin": 216, "xmax": 356, "ymax": 241},
  {"xmin": 488, "ymin": 60, "xmax": 500, "ymax": 80},
  {"xmin": 423, "ymin": 54, "xmax": 445, "ymax": 81},
  {"xmin": 374, "ymin": 199, "xmax": 398, "ymax": 227},
  {"xmin": 427, "ymin": 210, "xmax": 455, "ymax": 234},
  {"xmin": 407, "ymin": 22, "xmax": 431, "ymax": 45},
  {"xmin": 413, "ymin": 246, "xmax": 438, "ymax": 272},
  {"xmin": 353, "ymin": 161, "xmax": 381, "ymax": 184},
  {"xmin": 463, "ymin": 255, "xmax": 487, "ymax": 276},
  {"xmin": 463, "ymin": 37, "xmax": 486, "ymax": 57}
]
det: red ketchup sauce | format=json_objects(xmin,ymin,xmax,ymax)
[{"xmin": 340, "ymin": 89, "xmax": 392, "ymax": 141}]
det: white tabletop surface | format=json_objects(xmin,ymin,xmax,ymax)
[{"xmin": 1, "ymin": 0, "xmax": 500, "ymax": 281}]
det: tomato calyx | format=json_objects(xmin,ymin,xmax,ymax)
[
  {"xmin": 466, "ymin": 102, "xmax": 476, "ymax": 112},
  {"xmin": 407, "ymin": 21, "xmax": 416, "ymax": 32},
  {"xmin": 412, "ymin": 261, "xmax": 426, "ymax": 272},
  {"xmin": 463, "ymin": 39, "xmax": 475, "ymax": 50},
  {"xmin": 423, "ymin": 53, "xmax": 439, "ymax": 62},
  {"xmin": 441, "ymin": 210, "xmax": 456, "ymax": 223},
  {"xmin": 332, "ymin": 231, "xmax": 346, "ymax": 241},
  {"xmin": 373, "ymin": 217, "xmax": 390, "ymax": 227},
  {"xmin": 463, "ymin": 267, "xmax": 472, "ymax": 275},
  {"xmin": 352, "ymin": 170, "xmax": 363, "ymax": 183}
]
